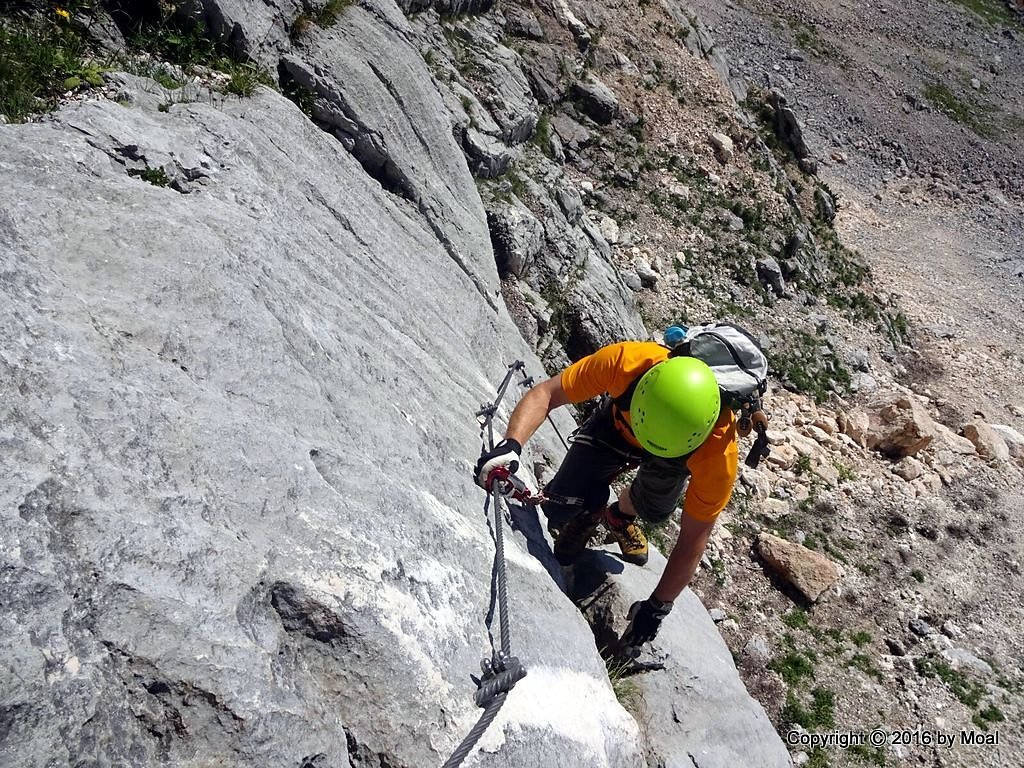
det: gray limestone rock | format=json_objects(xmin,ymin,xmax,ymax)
[
  {"xmin": 522, "ymin": 47, "xmax": 568, "ymax": 104},
  {"xmin": 488, "ymin": 199, "xmax": 545, "ymax": 276},
  {"xmin": 0, "ymin": 73, "xmax": 636, "ymax": 768},
  {"xmin": 398, "ymin": 0, "xmax": 495, "ymax": 14},
  {"xmin": 941, "ymin": 648, "xmax": 994, "ymax": 676},
  {"xmin": 743, "ymin": 634, "xmax": 772, "ymax": 665},
  {"xmin": 767, "ymin": 89, "xmax": 811, "ymax": 160},
  {"xmin": 622, "ymin": 270, "xmax": 644, "ymax": 291},
  {"xmin": 550, "ymin": 112, "xmax": 594, "ymax": 150},
  {"xmin": 815, "ymin": 187, "xmax": 837, "ymax": 222},
  {"xmin": 505, "ymin": 7, "xmax": 545, "ymax": 39},
  {"xmin": 573, "ymin": 549, "xmax": 791, "ymax": 767},
  {"xmin": 756, "ymin": 256, "xmax": 787, "ymax": 297},
  {"xmin": 0, "ymin": 0, "xmax": 798, "ymax": 761},
  {"xmin": 909, "ymin": 619, "xmax": 934, "ymax": 637},
  {"xmin": 572, "ymin": 76, "xmax": 620, "ymax": 124},
  {"xmin": 450, "ymin": 17, "xmax": 540, "ymax": 145},
  {"xmin": 462, "ymin": 126, "xmax": 514, "ymax": 178}
]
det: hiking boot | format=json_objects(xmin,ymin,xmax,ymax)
[
  {"xmin": 553, "ymin": 511, "xmax": 602, "ymax": 566},
  {"xmin": 602, "ymin": 508, "xmax": 649, "ymax": 566}
]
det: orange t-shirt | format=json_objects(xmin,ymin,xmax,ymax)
[{"xmin": 560, "ymin": 341, "xmax": 738, "ymax": 523}]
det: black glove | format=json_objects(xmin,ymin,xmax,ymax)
[
  {"xmin": 474, "ymin": 438, "xmax": 522, "ymax": 489},
  {"xmin": 621, "ymin": 596, "xmax": 673, "ymax": 649}
]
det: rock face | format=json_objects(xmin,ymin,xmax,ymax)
[
  {"xmin": 0, "ymin": 6, "xmax": 789, "ymax": 765},
  {"xmin": 574, "ymin": 549, "xmax": 792, "ymax": 768},
  {"xmin": 755, "ymin": 534, "xmax": 843, "ymax": 602},
  {"xmin": 0, "ymin": 81, "xmax": 634, "ymax": 768}
]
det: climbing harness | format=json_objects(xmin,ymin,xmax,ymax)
[{"xmin": 440, "ymin": 360, "xmax": 549, "ymax": 768}]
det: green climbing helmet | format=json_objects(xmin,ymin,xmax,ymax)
[{"xmin": 630, "ymin": 357, "xmax": 722, "ymax": 458}]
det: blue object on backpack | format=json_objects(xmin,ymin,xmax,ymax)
[{"xmin": 663, "ymin": 325, "xmax": 688, "ymax": 348}]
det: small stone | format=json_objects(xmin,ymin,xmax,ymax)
[
  {"xmin": 761, "ymin": 498, "xmax": 791, "ymax": 520},
  {"xmin": 849, "ymin": 349, "xmax": 871, "ymax": 372},
  {"xmin": 970, "ymin": 78, "xmax": 981, "ymax": 90},
  {"xmin": 885, "ymin": 638, "xmax": 907, "ymax": 656},
  {"xmin": 598, "ymin": 216, "xmax": 620, "ymax": 244},
  {"xmin": 667, "ymin": 181, "xmax": 691, "ymax": 201},
  {"xmin": 622, "ymin": 270, "xmax": 643, "ymax": 291},
  {"xmin": 742, "ymin": 633, "xmax": 771, "ymax": 664},
  {"xmin": 756, "ymin": 532, "xmax": 843, "ymax": 602},
  {"xmin": 961, "ymin": 421, "xmax": 1010, "ymax": 461},
  {"xmin": 635, "ymin": 259, "xmax": 659, "ymax": 288},
  {"xmin": 893, "ymin": 456, "xmax": 924, "ymax": 481},
  {"xmin": 909, "ymin": 618, "xmax": 933, "ymax": 637},
  {"xmin": 740, "ymin": 467, "xmax": 771, "ymax": 499},
  {"xmin": 941, "ymin": 620, "xmax": 963, "ymax": 639},
  {"xmin": 709, "ymin": 608, "xmax": 728, "ymax": 622},
  {"xmin": 709, "ymin": 132, "xmax": 734, "ymax": 163}
]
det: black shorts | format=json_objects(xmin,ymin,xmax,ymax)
[{"xmin": 541, "ymin": 401, "xmax": 690, "ymax": 526}]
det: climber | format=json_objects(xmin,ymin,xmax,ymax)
[{"xmin": 474, "ymin": 340, "xmax": 738, "ymax": 651}]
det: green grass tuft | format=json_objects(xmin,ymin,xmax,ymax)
[
  {"xmin": 923, "ymin": 82, "xmax": 997, "ymax": 139},
  {"xmin": 0, "ymin": 12, "xmax": 99, "ymax": 122},
  {"xmin": 947, "ymin": 0, "xmax": 1021, "ymax": 26},
  {"xmin": 769, "ymin": 650, "xmax": 817, "ymax": 685},
  {"xmin": 128, "ymin": 166, "xmax": 170, "ymax": 187}
]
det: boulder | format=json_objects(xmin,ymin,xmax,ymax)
[
  {"xmin": 962, "ymin": 421, "xmax": 1011, "ymax": 461},
  {"xmin": 892, "ymin": 456, "xmax": 925, "ymax": 481},
  {"xmin": 462, "ymin": 127, "xmax": 513, "ymax": 178},
  {"xmin": 740, "ymin": 467, "xmax": 771, "ymax": 499},
  {"xmin": 941, "ymin": 648, "xmax": 994, "ymax": 676},
  {"xmin": 756, "ymin": 533, "xmax": 843, "ymax": 602},
  {"xmin": 710, "ymin": 132, "xmax": 734, "ymax": 163},
  {"xmin": 933, "ymin": 422, "xmax": 978, "ymax": 455},
  {"xmin": 767, "ymin": 89, "xmax": 811, "ymax": 159},
  {"xmin": 635, "ymin": 258, "xmax": 660, "ymax": 288},
  {"xmin": 550, "ymin": 113, "xmax": 593, "ymax": 150},
  {"xmin": 504, "ymin": 7, "xmax": 544, "ymax": 39},
  {"xmin": 839, "ymin": 409, "xmax": 870, "ymax": 447},
  {"xmin": 990, "ymin": 424, "xmax": 1024, "ymax": 459},
  {"xmin": 756, "ymin": 256, "xmax": 787, "ymax": 297},
  {"xmin": 572, "ymin": 75, "xmax": 620, "ymax": 124},
  {"xmin": 863, "ymin": 396, "xmax": 938, "ymax": 458},
  {"xmin": 487, "ymin": 200, "xmax": 544, "ymax": 276}
]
